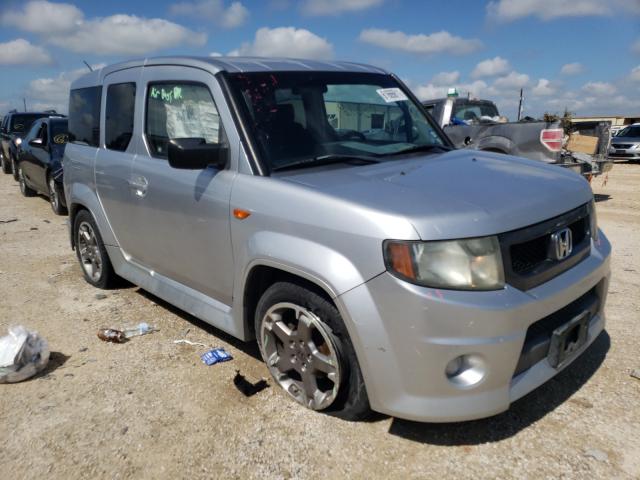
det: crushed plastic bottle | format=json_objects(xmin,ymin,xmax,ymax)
[
  {"xmin": 97, "ymin": 328, "xmax": 126, "ymax": 343},
  {"xmin": 123, "ymin": 322, "xmax": 156, "ymax": 339}
]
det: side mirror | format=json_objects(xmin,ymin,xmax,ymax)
[
  {"xmin": 29, "ymin": 138, "xmax": 44, "ymax": 148},
  {"xmin": 167, "ymin": 138, "xmax": 228, "ymax": 170}
]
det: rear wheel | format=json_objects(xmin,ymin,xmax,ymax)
[
  {"xmin": 255, "ymin": 281, "xmax": 371, "ymax": 420},
  {"xmin": 18, "ymin": 165, "xmax": 36, "ymax": 197},
  {"xmin": 0, "ymin": 152, "xmax": 10, "ymax": 174},
  {"xmin": 74, "ymin": 210, "xmax": 119, "ymax": 289},
  {"xmin": 47, "ymin": 175, "xmax": 67, "ymax": 215}
]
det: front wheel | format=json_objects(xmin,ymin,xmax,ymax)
[
  {"xmin": 255, "ymin": 281, "xmax": 371, "ymax": 420},
  {"xmin": 48, "ymin": 175, "xmax": 67, "ymax": 215},
  {"xmin": 11, "ymin": 156, "xmax": 19, "ymax": 181},
  {"xmin": 73, "ymin": 210, "xmax": 119, "ymax": 289},
  {"xmin": 18, "ymin": 165, "xmax": 36, "ymax": 197}
]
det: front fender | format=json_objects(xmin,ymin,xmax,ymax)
[{"xmin": 239, "ymin": 231, "xmax": 375, "ymax": 299}]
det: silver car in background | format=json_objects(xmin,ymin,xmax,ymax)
[
  {"xmin": 64, "ymin": 57, "xmax": 611, "ymax": 422},
  {"xmin": 609, "ymin": 123, "xmax": 640, "ymax": 161}
]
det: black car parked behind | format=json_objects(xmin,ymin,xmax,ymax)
[
  {"xmin": 1, "ymin": 111, "xmax": 63, "ymax": 180},
  {"xmin": 16, "ymin": 117, "xmax": 69, "ymax": 215}
]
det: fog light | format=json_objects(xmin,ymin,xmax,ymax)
[{"xmin": 445, "ymin": 354, "xmax": 486, "ymax": 387}]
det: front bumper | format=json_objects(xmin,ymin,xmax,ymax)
[
  {"xmin": 336, "ymin": 232, "xmax": 611, "ymax": 422},
  {"xmin": 608, "ymin": 147, "xmax": 640, "ymax": 161}
]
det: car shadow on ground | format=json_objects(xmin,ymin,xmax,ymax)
[
  {"xmin": 594, "ymin": 193, "xmax": 611, "ymax": 203},
  {"xmin": 135, "ymin": 288, "xmax": 262, "ymax": 361},
  {"xmin": 387, "ymin": 331, "xmax": 610, "ymax": 445}
]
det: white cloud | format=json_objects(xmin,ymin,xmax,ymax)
[
  {"xmin": 301, "ymin": 0, "xmax": 384, "ymax": 15},
  {"xmin": 229, "ymin": 27, "xmax": 334, "ymax": 59},
  {"xmin": 25, "ymin": 64, "xmax": 106, "ymax": 113},
  {"xmin": 431, "ymin": 71, "xmax": 460, "ymax": 86},
  {"xmin": 170, "ymin": 0, "xmax": 249, "ymax": 28},
  {"xmin": 493, "ymin": 71, "xmax": 530, "ymax": 88},
  {"xmin": 210, "ymin": 51, "xmax": 223, "ymax": 57},
  {"xmin": 0, "ymin": 38, "xmax": 52, "ymax": 65},
  {"xmin": 471, "ymin": 56, "xmax": 510, "ymax": 78},
  {"xmin": 359, "ymin": 29, "xmax": 482, "ymax": 55},
  {"xmin": 0, "ymin": 0, "xmax": 83, "ymax": 34},
  {"xmin": 49, "ymin": 15, "xmax": 206, "ymax": 55},
  {"xmin": 487, "ymin": 0, "xmax": 616, "ymax": 21},
  {"xmin": 5, "ymin": 1, "xmax": 206, "ymax": 55},
  {"xmin": 560, "ymin": 62, "xmax": 584, "ymax": 75},
  {"xmin": 630, "ymin": 66, "xmax": 640, "ymax": 82},
  {"xmin": 582, "ymin": 81, "xmax": 616, "ymax": 96},
  {"xmin": 531, "ymin": 78, "xmax": 555, "ymax": 96}
]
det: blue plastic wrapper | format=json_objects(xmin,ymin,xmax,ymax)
[{"xmin": 201, "ymin": 348, "xmax": 233, "ymax": 366}]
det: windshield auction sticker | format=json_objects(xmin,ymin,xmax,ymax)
[{"xmin": 376, "ymin": 88, "xmax": 408, "ymax": 103}]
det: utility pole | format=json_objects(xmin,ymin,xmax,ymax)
[
  {"xmin": 23, "ymin": 98, "xmax": 27, "ymax": 112},
  {"xmin": 517, "ymin": 88, "xmax": 524, "ymax": 121}
]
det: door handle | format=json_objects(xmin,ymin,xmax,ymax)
[{"xmin": 128, "ymin": 176, "xmax": 148, "ymax": 198}]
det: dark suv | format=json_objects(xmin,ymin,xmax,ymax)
[{"xmin": 1, "ymin": 110, "xmax": 63, "ymax": 179}]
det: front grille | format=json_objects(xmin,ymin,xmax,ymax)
[
  {"xmin": 499, "ymin": 203, "xmax": 592, "ymax": 291},
  {"xmin": 611, "ymin": 144, "xmax": 632, "ymax": 149},
  {"xmin": 512, "ymin": 279, "xmax": 605, "ymax": 377}
]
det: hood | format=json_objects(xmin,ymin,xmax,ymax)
[{"xmin": 279, "ymin": 150, "xmax": 592, "ymax": 240}]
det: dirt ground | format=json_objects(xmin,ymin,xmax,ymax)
[{"xmin": 0, "ymin": 163, "xmax": 639, "ymax": 480}]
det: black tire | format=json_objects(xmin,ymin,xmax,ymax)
[
  {"xmin": 18, "ymin": 164, "xmax": 36, "ymax": 197},
  {"xmin": 11, "ymin": 156, "xmax": 19, "ymax": 181},
  {"xmin": 0, "ymin": 152, "xmax": 10, "ymax": 174},
  {"xmin": 47, "ymin": 175, "xmax": 67, "ymax": 216},
  {"xmin": 255, "ymin": 281, "xmax": 371, "ymax": 421},
  {"xmin": 73, "ymin": 209, "xmax": 119, "ymax": 289}
]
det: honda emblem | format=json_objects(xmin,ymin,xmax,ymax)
[{"xmin": 550, "ymin": 228, "xmax": 573, "ymax": 261}]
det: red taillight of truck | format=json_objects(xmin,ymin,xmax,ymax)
[{"xmin": 540, "ymin": 129, "xmax": 563, "ymax": 151}]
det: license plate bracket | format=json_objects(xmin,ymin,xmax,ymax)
[{"xmin": 547, "ymin": 311, "xmax": 590, "ymax": 369}]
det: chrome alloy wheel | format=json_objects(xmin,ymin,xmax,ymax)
[
  {"xmin": 49, "ymin": 177, "xmax": 59, "ymax": 211},
  {"xmin": 77, "ymin": 221, "xmax": 102, "ymax": 282},
  {"xmin": 259, "ymin": 302, "xmax": 341, "ymax": 410}
]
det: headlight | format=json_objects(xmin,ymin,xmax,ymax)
[
  {"xmin": 384, "ymin": 236, "xmax": 505, "ymax": 290},
  {"xmin": 14, "ymin": 137, "xmax": 22, "ymax": 146},
  {"xmin": 590, "ymin": 200, "xmax": 599, "ymax": 241}
]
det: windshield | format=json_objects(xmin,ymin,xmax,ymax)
[
  {"xmin": 452, "ymin": 100, "xmax": 500, "ymax": 123},
  {"xmin": 226, "ymin": 71, "xmax": 446, "ymax": 170},
  {"xmin": 616, "ymin": 126, "xmax": 640, "ymax": 138},
  {"xmin": 9, "ymin": 114, "xmax": 47, "ymax": 134}
]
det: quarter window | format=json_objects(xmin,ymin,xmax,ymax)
[
  {"xmin": 69, "ymin": 86, "xmax": 102, "ymax": 147},
  {"xmin": 145, "ymin": 82, "xmax": 223, "ymax": 159},
  {"xmin": 106, "ymin": 83, "xmax": 136, "ymax": 152}
]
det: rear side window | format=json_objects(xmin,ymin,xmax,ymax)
[
  {"xmin": 69, "ymin": 86, "xmax": 102, "ymax": 147},
  {"xmin": 105, "ymin": 83, "xmax": 136, "ymax": 151},
  {"xmin": 145, "ymin": 82, "xmax": 223, "ymax": 159},
  {"xmin": 10, "ymin": 114, "xmax": 45, "ymax": 134}
]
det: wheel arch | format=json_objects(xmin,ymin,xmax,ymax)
[{"xmin": 241, "ymin": 263, "xmax": 336, "ymax": 340}]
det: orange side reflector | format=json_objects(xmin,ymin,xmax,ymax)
[
  {"xmin": 233, "ymin": 208, "xmax": 251, "ymax": 220},
  {"xmin": 388, "ymin": 243, "xmax": 416, "ymax": 280}
]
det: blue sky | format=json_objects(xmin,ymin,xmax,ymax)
[{"xmin": 1, "ymin": 0, "xmax": 639, "ymax": 119}]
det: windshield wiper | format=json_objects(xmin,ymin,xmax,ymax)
[
  {"xmin": 386, "ymin": 144, "xmax": 453, "ymax": 157},
  {"xmin": 272, "ymin": 154, "xmax": 380, "ymax": 172}
]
